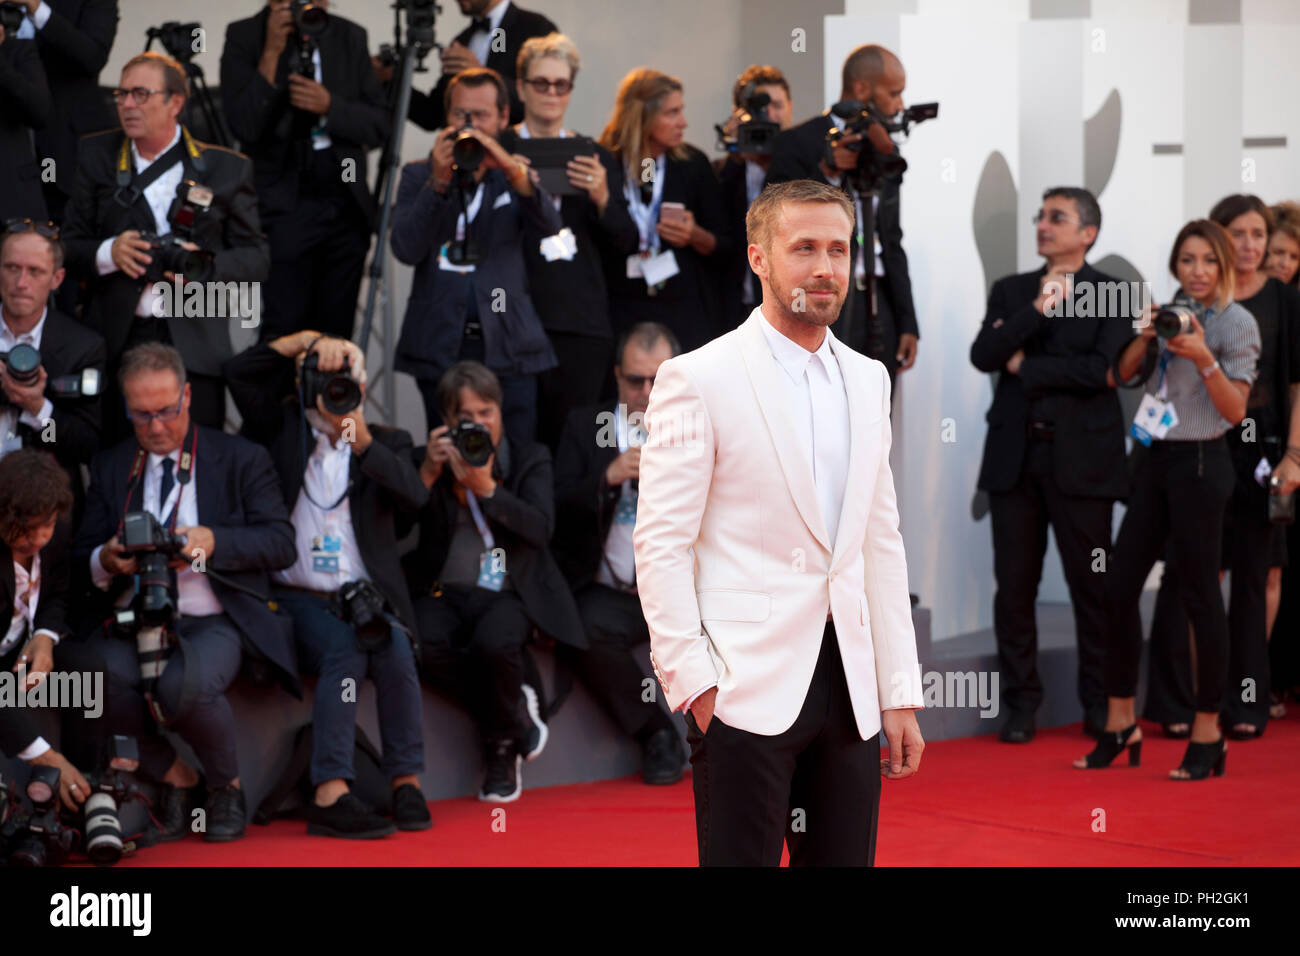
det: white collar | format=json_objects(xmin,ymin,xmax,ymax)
[
  {"xmin": 756, "ymin": 305, "xmax": 836, "ymax": 384},
  {"xmin": 131, "ymin": 124, "xmax": 183, "ymax": 171},
  {"xmin": 474, "ymin": 0, "xmax": 510, "ymax": 31},
  {"xmin": 309, "ymin": 424, "xmax": 349, "ymax": 454},
  {"xmin": 146, "ymin": 448, "xmax": 181, "ymax": 473},
  {"xmin": 0, "ymin": 306, "xmax": 48, "ymax": 349},
  {"xmin": 517, "ymin": 121, "xmax": 567, "ymax": 139}
]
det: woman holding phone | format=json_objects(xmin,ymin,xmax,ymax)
[{"xmin": 1077, "ymin": 219, "xmax": 1260, "ymax": 780}]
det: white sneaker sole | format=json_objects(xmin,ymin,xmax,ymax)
[
  {"xmin": 478, "ymin": 754, "xmax": 523, "ymax": 803},
  {"xmin": 521, "ymin": 683, "xmax": 549, "ymax": 762}
]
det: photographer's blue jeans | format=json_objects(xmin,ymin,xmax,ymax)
[{"xmin": 275, "ymin": 590, "xmax": 425, "ymax": 788}]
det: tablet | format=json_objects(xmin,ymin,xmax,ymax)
[{"xmin": 513, "ymin": 136, "xmax": 597, "ymax": 197}]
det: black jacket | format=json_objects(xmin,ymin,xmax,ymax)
[
  {"xmin": 32, "ymin": 0, "xmax": 119, "ymax": 214},
  {"xmin": 223, "ymin": 342, "xmax": 429, "ymax": 633},
  {"xmin": 408, "ymin": 3, "xmax": 558, "ymax": 132},
  {"xmin": 552, "ymin": 401, "xmax": 623, "ymax": 590},
  {"xmin": 0, "ymin": 36, "xmax": 50, "ymax": 223},
  {"xmin": 766, "ymin": 113, "xmax": 920, "ymax": 343},
  {"xmin": 61, "ymin": 128, "xmax": 269, "ymax": 374},
  {"xmin": 970, "ymin": 263, "xmax": 1132, "ymax": 499},
  {"xmin": 221, "ymin": 7, "xmax": 391, "ymax": 225},
  {"xmin": 405, "ymin": 435, "xmax": 587, "ymax": 649},
  {"xmin": 713, "ymin": 154, "xmax": 762, "ymax": 330},
  {"xmin": 499, "ymin": 126, "xmax": 639, "ymax": 339},
  {"xmin": 73, "ymin": 426, "xmax": 301, "ymax": 696}
]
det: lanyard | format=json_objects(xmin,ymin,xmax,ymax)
[
  {"xmin": 625, "ymin": 153, "xmax": 665, "ymax": 253},
  {"xmin": 119, "ymin": 426, "xmax": 196, "ymax": 537},
  {"xmin": 454, "ymin": 182, "xmax": 487, "ymax": 243},
  {"xmin": 1155, "ymin": 349, "xmax": 1173, "ymax": 401},
  {"xmin": 464, "ymin": 489, "xmax": 495, "ymax": 550}
]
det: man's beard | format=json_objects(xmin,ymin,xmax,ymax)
[{"xmin": 768, "ymin": 270, "xmax": 845, "ymax": 330}]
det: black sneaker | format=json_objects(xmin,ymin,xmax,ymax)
[
  {"xmin": 203, "ymin": 784, "xmax": 247, "ymax": 843},
  {"xmin": 304, "ymin": 792, "xmax": 397, "ymax": 839},
  {"xmin": 391, "ymin": 784, "xmax": 432, "ymax": 831},
  {"xmin": 520, "ymin": 683, "xmax": 548, "ymax": 762},
  {"xmin": 479, "ymin": 740, "xmax": 522, "ymax": 803},
  {"xmin": 999, "ymin": 712, "xmax": 1036, "ymax": 744},
  {"xmin": 641, "ymin": 727, "xmax": 685, "ymax": 785},
  {"xmin": 158, "ymin": 776, "xmax": 205, "ymax": 843}
]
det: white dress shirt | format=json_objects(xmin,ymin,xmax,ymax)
[
  {"xmin": 595, "ymin": 405, "xmax": 641, "ymax": 592},
  {"xmin": 90, "ymin": 447, "xmax": 223, "ymax": 616},
  {"xmin": 0, "ymin": 307, "xmax": 54, "ymax": 446},
  {"xmin": 14, "ymin": 1, "xmax": 51, "ymax": 37},
  {"xmin": 3, "ymin": 553, "xmax": 59, "ymax": 657},
  {"xmin": 274, "ymin": 428, "xmax": 366, "ymax": 591},
  {"xmin": 93, "ymin": 124, "xmax": 184, "ymax": 318},
  {"xmin": 467, "ymin": 0, "xmax": 511, "ymax": 64}
]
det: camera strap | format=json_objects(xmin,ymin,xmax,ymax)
[
  {"xmin": 297, "ymin": 411, "xmax": 353, "ymax": 511},
  {"xmin": 118, "ymin": 425, "xmax": 197, "ymax": 539},
  {"xmin": 464, "ymin": 490, "xmax": 495, "ymax": 550},
  {"xmin": 111, "ymin": 129, "xmax": 196, "ymax": 209}
]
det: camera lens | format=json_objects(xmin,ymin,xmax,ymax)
[
  {"xmin": 455, "ymin": 423, "xmax": 493, "ymax": 467},
  {"xmin": 1154, "ymin": 306, "xmax": 1193, "ymax": 339},
  {"xmin": 4, "ymin": 342, "xmax": 41, "ymax": 386},
  {"xmin": 322, "ymin": 374, "xmax": 362, "ymax": 415},
  {"xmin": 453, "ymin": 130, "xmax": 486, "ymax": 173},
  {"xmin": 84, "ymin": 792, "xmax": 124, "ymax": 866},
  {"xmin": 9, "ymin": 832, "xmax": 47, "ymax": 867}
]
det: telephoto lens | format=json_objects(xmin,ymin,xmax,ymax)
[
  {"xmin": 83, "ymin": 792, "xmax": 124, "ymax": 866},
  {"xmin": 1, "ymin": 342, "xmax": 41, "ymax": 386}
]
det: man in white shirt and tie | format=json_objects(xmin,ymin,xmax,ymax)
[{"xmin": 634, "ymin": 179, "xmax": 924, "ymax": 866}]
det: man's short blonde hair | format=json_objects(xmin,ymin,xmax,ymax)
[{"xmin": 746, "ymin": 179, "xmax": 855, "ymax": 253}]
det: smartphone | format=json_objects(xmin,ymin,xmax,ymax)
[{"xmin": 659, "ymin": 201, "xmax": 687, "ymax": 224}]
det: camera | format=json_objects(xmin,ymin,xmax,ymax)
[
  {"xmin": 333, "ymin": 579, "xmax": 392, "ymax": 651},
  {"xmin": 301, "ymin": 350, "xmax": 363, "ymax": 415},
  {"xmin": 716, "ymin": 87, "xmax": 780, "ymax": 157},
  {"xmin": 119, "ymin": 510, "xmax": 186, "ymax": 629},
  {"xmin": 1, "ymin": 765, "xmax": 80, "ymax": 867},
  {"xmin": 292, "ymin": 0, "xmax": 328, "ymax": 38},
  {"xmin": 0, "ymin": 344, "xmax": 101, "ymax": 404},
  {"xmin": 1153, "ymin": 296, "xmax": 1206, "ymax": 339},
  {"xmin": 0, "ymin": 2, "xmax": 27, "ymax": 34},
  {"xmin": 826, "ymin": 100, "xmax": 938, "ymax": 190},
  {"xmin": 452, "ymin": 123, "xmax": 487, "ymax": 180},
  {"xmin": 0, "ymin": 342, "xmax": 40, "ymax": 387},
  {"xmin": 140, "ymin": 181, "xmax": 216, "ymax": 284},
  {"xmin": 80, "ymin": 736, "xmax": 142, "ymax": 866},
  {"xmin": 451, "ymin": 419, "xmax": 493, "ymax": 467},
  {"xmin": 144, "ymin": 21, "xmax": 203, "ymax": 64}
]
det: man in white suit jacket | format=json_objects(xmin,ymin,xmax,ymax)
[{"xmin": 634, "ymin": 179, "xmax": 924, "ymax": 866}]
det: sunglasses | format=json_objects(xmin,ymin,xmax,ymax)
[
  {"xmin": 522, "ymin": 77, "xmax": 573, "ymax": 95},
  {"xmin": 4, "ymin": 218, "xmax": 60, "ymax": 239},
  {"xmin": 1031, "ymin": 210, "xmax": 1079, "ymax": 226}
]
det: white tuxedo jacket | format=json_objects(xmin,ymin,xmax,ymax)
[{"xmin": 633, "ymin": 309, "xmax": 924, "ymax": 739}]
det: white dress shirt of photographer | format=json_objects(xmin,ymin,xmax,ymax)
[
  {"xmin": 0, "ymin": 305, "xmax": 53, "ymax": 448},
  {"xmin": 595, "ymin": 403, "xmax": 645, "ymax": 591}
]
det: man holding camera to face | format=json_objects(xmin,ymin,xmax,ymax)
[
  {"xmin": 72, "ymin": 342, "xmax": 299, "ymax": 844},
  {"xmin": 222, "ymin": 0, "xmax": 390, "ymax": 342},
  {"xmin": 224, "ymin": 331, "xmax": 432, "ymax": 839}
]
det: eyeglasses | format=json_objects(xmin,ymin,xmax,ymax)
[
  {"xmin": 125, "ymin": 393, "xmax": 184, "ymax": 425},
  {"xmin": 448, "ymin": 107, "xmax": 497, "ymax": 125},
  {"xmin": 1031, "ymin": 210, "xmax": 1080, "ymax": 226},
  {"xmin": 619, "ymin": 372, "xmax": 656, "ymax": 389},
  {"xmin": 111, "ymin": 87, "xmax": 171, "ymax": 105},
  {"xmin": 522, "ymin": 77, "xmax": 573, "ymax": 95},
  {"xmin": 3, "ymin": 218, "xmax": 59, "ymax": 239}
]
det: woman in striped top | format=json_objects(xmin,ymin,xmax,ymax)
[{"xmin": 1076, "ymin": 219, "xmax": 1260, "ymax": 780}]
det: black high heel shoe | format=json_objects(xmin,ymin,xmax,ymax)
[
  {"xmin": 1074, "ymin": 723, "xmax": 1142, "ymax": 768},
  {"xmin": 1170, "ymin": 737, "xmax": 1227, "ymax": 780}
]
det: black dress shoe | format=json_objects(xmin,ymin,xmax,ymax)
[
  {"xmin": 204, "ymin": 785, "xmax": 247, "ymax": 843},
  {"xmin": 641, "ymin": 727, "xmax": 685, "ymax": 785},
  {"xmin": 999, "ymin": 714, "xmax": 1035, "ymax": 743},
  {"xmin": 158, "ymin": 776, "xmax": 205, "ymax": 842},
  {"xmin": 305, "ymin": 792, "xmax": 397, "ymax": 839},
  {"xmin": 391, "ymin": 783, "xmax": 433, "ymax": 831}
]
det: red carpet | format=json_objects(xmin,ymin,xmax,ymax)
[{"xmin": 119, "ymin": 719, "xmax": 1300, "ymax": 866}]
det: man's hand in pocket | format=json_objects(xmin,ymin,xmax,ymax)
[{"xmin": 690, "ymin": 686, "xmax": 718, "ymax": 733}]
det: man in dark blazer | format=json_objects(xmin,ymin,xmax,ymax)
[
  {"xmin": 552, "ymin": 321, "xmax": 684, "ymax": 784},
  {"xmin": 17, "ymin": 0, "xmax": 120, "ymax": 225},
  {"xmin": 391, "ymin": 67, "xmax": 560, "ymax": 443},
  {"xmin": 224, "ymin": 331, "xmax": 433, "ymax": 839},
  {"xmin": 407, "ymin": 0, "xmax": 557, "ymax": 132},
  {"xmin": 0, "ymin": 25, "xmax": 50, "ymax": 224},
  {"xmin": 73, "ymin": 342, "xmax": 298, "ymax": 843},
  {"xmin": 0, "ymin": 228, "xmax": 105, "ymax": 521},
  {"xmin": 970, "ymin": 186, "xmax": 1132, "ymax": 744},
  {"xmin": 221, "ymin": 0, "xmax": 391, "ymax": 342},
  {"xmin": 766, "ymin": 44, "xmax": 919, "ymax": 390},
  {"xmin": 62, "ymin": 51, "xmax": 269, "ymax": 444}
]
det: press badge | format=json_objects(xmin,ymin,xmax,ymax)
[
  {"xmin": 639, "ymin": 249, "xmax": 680, "ymax": 287},
  {"xmin": 476, "ymin": 551, "xmax": 505, "ymax": 592},
  {"xmin": 1130, "ymin": 394, "xmax": 1178, "ymax": 447},
  {"xmin": 312, "ymin": 529, "xmax": 343, "ymax": 574},
  {"xmin": 539, "ymin": 227, "xmax": 577, "ymax": 262},
  {"xmin": 613, "ymin": 488, "xmax": 638, "ymax": 526}
]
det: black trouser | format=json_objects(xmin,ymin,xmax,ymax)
[
  {"xmin": 413, "ymin": 586, "xmax": 531, "ymax": 746},
  {"xmin": 1274, "ymin": 521, "xmax": 1300, "ymax": 695},
  {"xmin": 536, "ymin": 333, "xmax": 614, "ymax": 451},
  {"xmin": 989, "ymin": 440, "xmax": 1112, "ymax": 722},
  {"xmin": 564, "ymin": 583, "xmax": 673, "ymax": 739},
  {"xmin": 685, "ymin": 623, "xmax": 881, "ymax": 867},
  {"xmin": 1104, "ymin": 439, "xmax": 1234, "ymax": 711}
]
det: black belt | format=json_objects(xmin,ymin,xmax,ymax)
[{"xmin": 1028, "ymin": 421, "xmax": 1055, "ymax": 442}]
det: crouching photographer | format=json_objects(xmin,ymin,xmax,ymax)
[
  {"xmin": 223, "ymin": 331, "xmax": 432, "ymax": 839},
  {"xmin": 407, "ymin": 361, "xmax": 586, "ymax": 803},
  {"xmin": 72, "ymin": 343, "xmax": 300, "ymax": 844}
]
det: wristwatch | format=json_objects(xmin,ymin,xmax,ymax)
[{"xmin": 1199, "ymin": 359, "xmax": 1221, "ymax": 381}]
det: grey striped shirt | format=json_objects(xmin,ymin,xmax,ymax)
[{"xmin": 1145, "ymin": 301, "xmax": 1261, "ymax": 440}]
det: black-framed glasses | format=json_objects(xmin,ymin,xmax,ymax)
[
  {"xmin": 522, "ymin": 77, "xmax": 573, "ymax": 95},
  {"xmin": 125, "ymin": 393, "xmax": 184, "ymax": 426},
  {"xmin": 111, "ymin": 87, "xmax": 170, "ymax": 105},
  {"xmin": 619, "ymin": 372, "xmax": 656, "ymax": 389},
  {"xmin": 3, "ymin": 218, "xmax": 60, "ymax": 239},
  {"xmin": 1031, "ymin": 210, "xmax": 1079, "ymax": 226}
]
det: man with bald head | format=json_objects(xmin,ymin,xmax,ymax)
[{"xmin": 767, "ymin": 44, "xmax": 920, "ymax": 395}]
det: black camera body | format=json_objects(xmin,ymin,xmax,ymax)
[
  {"xmin": 141, "ymin": 181, "xmax": 216, "ymax": 284},
  {"xmin": 119, "ymin": 510, "xmax": 186, "ymax": 628},
  {"xmin": 0, "ymin": 2, "xmax": 27, "ymax": 34},
  {"xmin": 451, "ymin": 419, "xmax": 493, "ymax": 467},
  {"xmin": 333, "ymin": 579, "xmax": 392, "ymax": 651},
  {"xmin": 301, "ymin": 351, "xmax": 363, "ymax": 416},
  {"xmin": 144, "ymin": 21, "xmax": 202, "ymax": 64},
  {"xmin": 716, "ymin": 89, "xmax": 780, "ymax": 157},
  {"xmin": 452, "ymin": 123, "xmax": 487, "ymax": 180},
  {"xmin": 1153, "ymin": 296, "xmax": 1206, "ymax": 339},
  {"xmin": 826, "ymin": 100, "xmax": 938, "ymax": 191},
  {"xmin": 292, "ymin": 0, "xmax": 328, "ymax": 38},
  {"xmin": 1, "ymin": 765, "xmax": 80, "ymax": 867}
]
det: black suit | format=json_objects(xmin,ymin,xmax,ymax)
[
  {"xmin": 713, "ymin": 154, "xmax": 762, "ymax": 331},
  {"xmin": 970, "ymin": 262, "xmax": 1132, "ymax": 725},
  {"xmin": 221, "ymin": 8, "xmax": 390, "ymax": 341},
  {"xmin": 0, "ymin": 35, "xmax": 50, "ymax": 224},
  {"xmin": 408, "ymin": 3, "xmax": 558, "ymax": 132},
  {"xmin": 31, "ymin": 0, "xmax": 119, "ymax": 224},
  {"xmin": 766, "ymin": 113, "xmax": 919, "ymax": 381}
]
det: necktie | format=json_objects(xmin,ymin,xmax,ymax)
[{"xmin": 159, "ymin": 457, "xmax": 175, "ymax": 522}]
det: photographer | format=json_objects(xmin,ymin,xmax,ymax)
[
  {"xmin": 391, "ymin": 66, "xmax": 560, "ymax": 443},
  {"xmin": 11, "ymin": 1, "xmax": 119, "ymax": 226},
  {"xmin": 1, "ymin": 224, "xmax": 105, "ymax": 520},
  {"xmin": 714, "ymin": 65, "xmax": 794, "ymax": 329},
  {"xmin": 1077, "ymin": 220, "xmax": 1259, "ymax": 781},
  {"xmin": 61, "ymin": 51, "xmax": 270, "ymax": 444},
  {"xmin": 406, "ymin": 360, "xmax": 585, "ymax": 803},
  {"xmin": 224, "ymin": 331, "xmax": 432, "ymax": 839},
  {"xmin": 767, "ymin": 44, "xmax": 919, "ymax": 390},
  {"xmin": 222, "ymin": 0, "xmax": 390, "ymax": 341},
  {"xmin": 497, "ymin": 33, "xmax": 638, "ymax": 449},
  {"xmin": 969, "ymin": 188, "xmax": 1130, "ymax": 744},
  {"xmin": 0, "ymin": 11, "xmax": 50, "ymax": 224},
  {"xmin": 552, "ymin": 322, "xmax": 685, "ymax": 784},
  {"xmin": 73, "ymin": 342, "xmax": 299, "ymax": 842}
]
